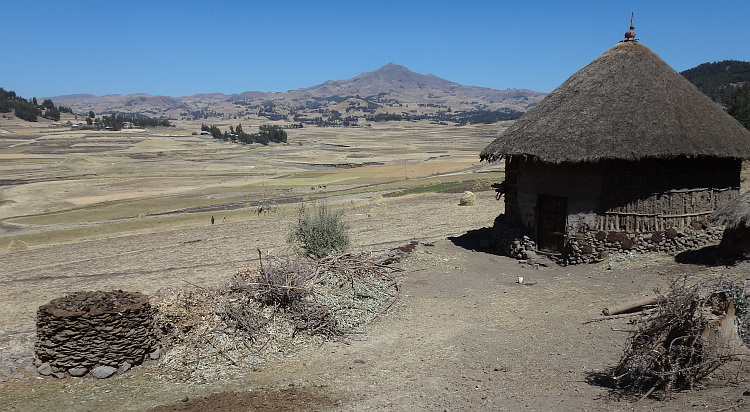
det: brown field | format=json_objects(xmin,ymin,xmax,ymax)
[{"xmin": 1, "ymin": 115, "xmax": 749, "ymax": 411}]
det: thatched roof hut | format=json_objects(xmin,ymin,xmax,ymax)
[
  {"xmin": 480, "ymin": 41, "xmax": 750, "ymax": 163},
  {"xmin": 481, "ymin": 36, "xmax": 750, "ymax": 263}
]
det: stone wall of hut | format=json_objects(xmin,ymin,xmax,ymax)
[
  {"xmin": 494, "ymin": 213, "xmax": 724, "ymax": 265},
  {"xmin": 564, "ymin": 223, "xmax": 724, "ymax": 265}
]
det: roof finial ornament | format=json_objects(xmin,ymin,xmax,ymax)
[{"xmin": 623, "ymin": 12, "xmax": 637, "ymax": 42}]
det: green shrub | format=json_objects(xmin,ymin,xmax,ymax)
[{"xmin": 287, "ymin": 201, "xmax": 350, "ymax": 258}]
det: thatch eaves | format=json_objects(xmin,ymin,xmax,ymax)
[
  {"xmin": 711, "ymin": 191, "xmax": 750, "ymax": 229},
  {"xmin": 480, "ymin": 41, "xmax": 750, "ymax": 164}
]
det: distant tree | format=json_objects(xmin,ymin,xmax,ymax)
[
  {"xmin": 44, "ymin": 106, "xmax": 60, "ymax": 121},
  {"xmin": 32, "ymin": 97, "xmax": 38, "ymax": 106},
  {"xmin": 89, "ymin": 110, "xmax": 95, "ymax": 118},
  {"xmin": 13, "ymin": 101, "xmax": 38, "ymax": 121},
  {"xmin": 41, "ymin": 98, "xmax": 55, "ymax": 109},
  {"xmin": 728, "ymin": 81, "xmax": 750, "ymax": 130}
]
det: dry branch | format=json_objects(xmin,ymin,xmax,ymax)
[{"xmin": 603, "ymin": 296, "xmax": 662, "ymax": 316}]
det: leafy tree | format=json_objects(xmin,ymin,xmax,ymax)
[
  {"xmin": 728, "ymin": 82, "xmax": 750, "ymax": 130},
  {"xmin": 89, "ymin": 110, "xmax": 95, "ymax": 118},
  {"xmin": 14, "ymin": 101, "xmax": 38, "ymax": 121},
  {"xmin": 41, "ymin": 99, "xmax": 55, "ymax": 109},
  {"xmin": 44, "ymin": 106, "xmax": 60, "ymax": 121}
]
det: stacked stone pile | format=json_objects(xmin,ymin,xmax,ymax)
[{"xmin": 35, "ymin": 290, "xmax": 160, "ymax": 378}]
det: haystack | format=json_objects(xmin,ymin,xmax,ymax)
[
  {"xmin": 711, "ymin": 191, "xmax": 750, "ymax": 258},
  {"xmin": 459, "ymin": 191, "xmax": 476, "ymax": 206},
  {"xmin": 8, "ymin": 240, "xmax": 28, "ymax": 252}
]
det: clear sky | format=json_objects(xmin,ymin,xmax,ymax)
[{"xmin": 2, "ymin": 0, "xmax": 748, "ymax": 98}]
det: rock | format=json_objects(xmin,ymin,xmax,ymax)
[
  {"xmin": 91, "ymin": 365, "xmax": 117, "ymax": 379},
  {"xmin": 119, "ymin": 361, "xmax": 131, "ymax": 374},
  {"xmin": 52, "ymin": 372, "xmax": 66, "ymax": 379},
  {"xmin": 459, "ymin": 191, "xmax": 476, "ymax": 206},
  {"xmin": 68, "ymin": 366, "xmax": 88, "ymax": 377},
  {"xmin": 37, "ymin": 363, "xmax": 53, "ymax": 376},
  {"xmin": 149, "ymin": 347, "xmax": 162, "ymax": 360}
]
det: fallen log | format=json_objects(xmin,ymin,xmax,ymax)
[
  {"xmin": 602, "ymin": 295, "xmax": 662, "ymax": 316},
  {"xmin": 584, "ymin": 309, "xmax": 655, "ymax": 324}
]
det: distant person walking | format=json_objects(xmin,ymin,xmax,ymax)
[{"xmin": 211, "ymin": 216, "xmax": 214, "ymax": 225}]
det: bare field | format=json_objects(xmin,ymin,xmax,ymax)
[{"xmin": 2, "ymin": 118, "xmax": 749, "ymax": 411}]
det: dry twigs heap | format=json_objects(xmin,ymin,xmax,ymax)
[
  {"xmin": 614, "ymin": 278, "xmax": 750, "ymax": 399},
  {"xmin": 151, "ymin": 250, "xmax": 402, "ymax": 382}
]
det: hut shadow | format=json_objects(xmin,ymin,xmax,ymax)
[
  {"xmin": 448, "ymin": 227, "xmax": 504, "ymax": 256},
  {"xmin": 674, "ymin": 245, "xmax": 744, "ymax": 266}
]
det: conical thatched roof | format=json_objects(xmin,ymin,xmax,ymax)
[
  {"xmin": 711, "ymin": 191, "xmax": 750, "ymax": 229},
  {"xmin": 480, "ymin": 41, "xmax": 750, "ymax": 163}
]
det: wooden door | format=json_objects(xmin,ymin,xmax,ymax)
[{"xmin": 537, "ymin": 195, "xmax": 567, "ymax": 253}]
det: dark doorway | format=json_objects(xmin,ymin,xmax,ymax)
[{"xmin": 537, "ymin": 195, "xmax": 567, "ymax": 253}]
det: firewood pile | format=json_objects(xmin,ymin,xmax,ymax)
[
  {"xmin": 151, "ymin": 250, "xmax": 402, "ymax": 382},
  {"xmin": 612, "ymin": 278, "xmax": 750, "ymax": 399}
]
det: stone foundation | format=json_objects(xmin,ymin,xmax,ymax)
[
  {"xmin": 564, "ymin": 224, "xmax": 723, "ymax": 264},
  {"xmin": 493, "ymin": 214, "xmax": 724, "ymax": 265},
  {"xmin": 35, "ymin": 290, "xmax": 160, "ymax": 378}
]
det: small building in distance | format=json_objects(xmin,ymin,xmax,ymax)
[{"xmin": 480, "ymin": 28, "xmax": 750, "ymax": 264}]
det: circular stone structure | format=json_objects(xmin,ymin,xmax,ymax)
[{"xmin": 35, "ymin": 290, "xmax": 160, "ymax": 375}]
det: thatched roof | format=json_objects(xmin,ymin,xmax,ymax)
[
  {"xmin": 711, "ymin": 191, "xmax": 750, "ymax": 229},
  {"xmin": 480, "ymin": 41, "xmax": 750, "ymax": 163}
]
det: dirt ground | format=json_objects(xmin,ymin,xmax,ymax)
[
  {"xmin": 2, "ymin": 191, "xmax": 750, "ymax": 411},
  {"xmin": 2, "ymin": 122, "xmax": 750, "ymax": 411}
]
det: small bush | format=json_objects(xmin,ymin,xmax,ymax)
[{"xmin": 287, "ymin": 201, "xmax": 350, "ymax": 258}]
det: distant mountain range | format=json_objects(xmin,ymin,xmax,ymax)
[{"xmin": 49, "ymin": 64, "xmax": 547, "ymax": 124}]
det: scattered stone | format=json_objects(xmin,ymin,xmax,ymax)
[
  {"xmin": 91, "ymin": 365, "xmax": 117, "ymax": 379},
  {"xmin": 119, "ymin": 361, "xmax": 131, "ymax": 374},
  {"xmin": 68, "ymin": 366, "xmax": 88, "ymax": 377},
  {"xmin": 149, "ymin": 346, "xmax": 162, "ymax": 360},
  {"xmin": 37, "ymin": 363, "xmax": 53, "ymax": 376}
]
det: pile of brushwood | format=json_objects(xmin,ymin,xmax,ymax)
[
  {"xmin": 613, "ymin": 277, "xmax": 750, "ymax": 399},
  {"xmin": 151, "ymin": 250, "xmax": 402, "ymax": 382}
]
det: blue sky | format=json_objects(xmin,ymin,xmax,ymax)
[{"xmin": 2, "ymin": 1, "xmax": 748, "ymax": 98}]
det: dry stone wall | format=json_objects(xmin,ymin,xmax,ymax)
[
  {"xmin": 35, "ymin": 290, "xmax": 161, "ymax": 378},
  {"xmin": 493, "ymin": 213, "xmax": 723, "ymax": 266}
]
